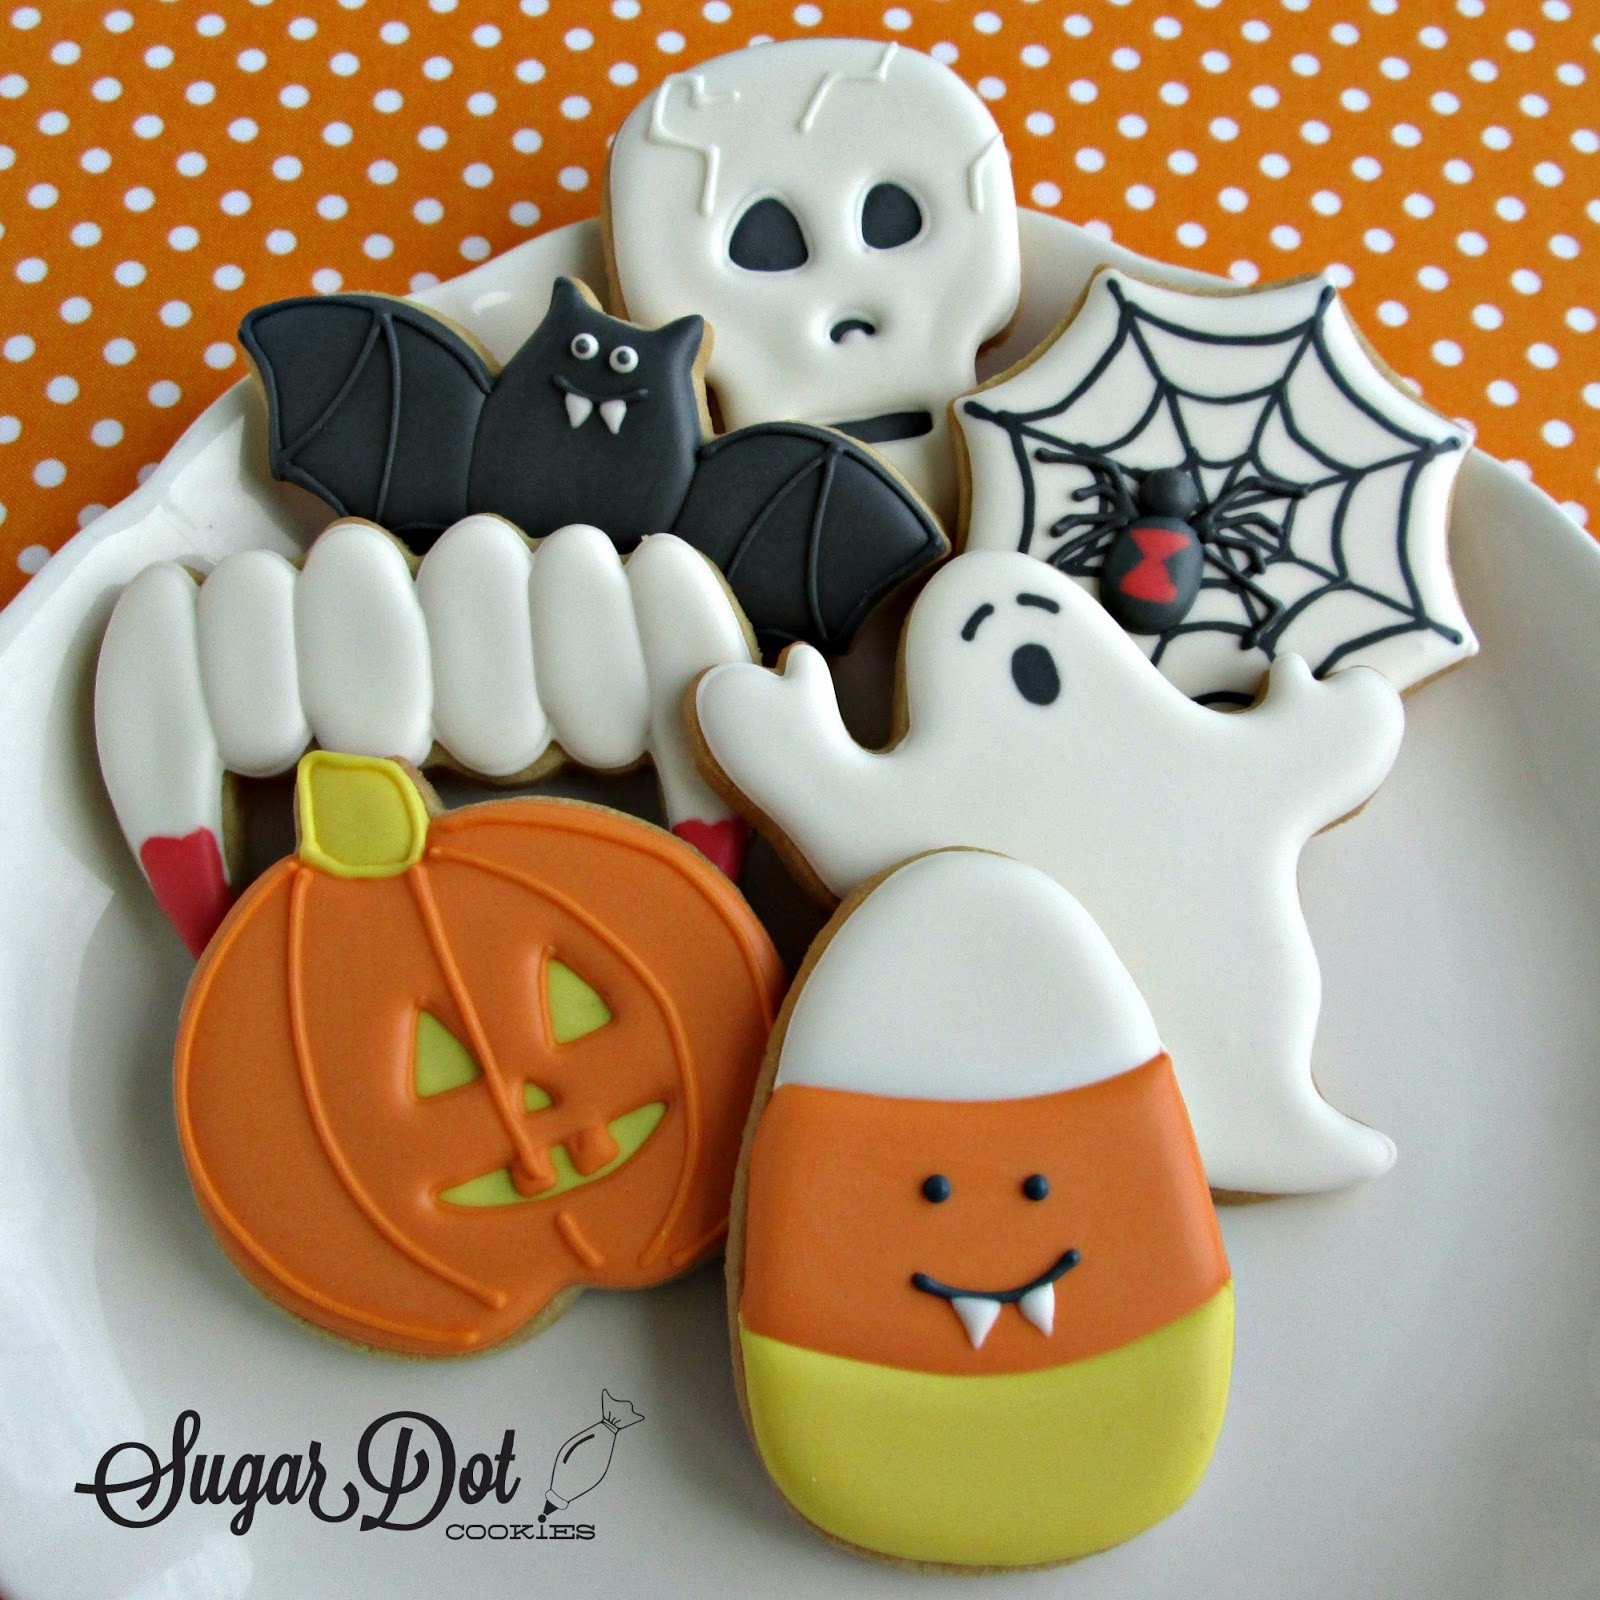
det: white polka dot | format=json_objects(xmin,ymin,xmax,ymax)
[
  {"xmin": 1403, "ymin": 192, "xmax": 1435, "ymax": 218},
  {"xmin": 1311, "ymin": 189, "xmax": 1342, "ymax": 215},
  {"xmin": 368, "ymin": 158, "xmax": 398, "ymax": 184},
  {"xmin": 1341, "ymin": 87, "xmax": 1371, "ymax": 111},
  {"xmin": 1112, "ymin": 46, "xmax": 1140, "ymax": 69},
  {"xmin": 1352, "ymin": 155, "xmax": 1382, "ymax": 180},
  {"xmin": 1543, "ymin": 419, "xmax": 1574, "ymax": 446},
  {"xmin": 14, "ymin": 256, "xmax": 44, "ymax": 282},
  {"xmin": 1168, "ymin": 150, "xmax": 1198, "ymax": 175},
  {"xmin": 285, "ymin": 10, "xmax": 315, "ymax": 30},
  {"xmin": 316, "ymin": 193, "xmax": 348, "ymax": 219},
  {"xmin": 1520, "ymin": 93, "xmax": 1549, "ymax": 117},
  {"xmin": 468, "ymin": 90, "xmax": 496, "ymax": 115},
  {"xmin": 1527, "ymin": 342, "xmax": 1559, "ymax": 368},
  {"xmin": 202, "ymin": 342, "xmax": 236, "ymax": 370},
  {"xmin": 1496, "ymin": 196, "xmax": 1526, "ymax": 222},
  {"xmin": 272, "ymin": 154, "xmax": 303, "ymax": 180},
  {"xmin": 930, "ymin": 45, "xmax": 959, "ymax": 66},
  {"xmin": 1074, "ymin": 147, "xmax": 1104, "ymax": 172},
  {"xmin": 102, "ymin": 337, "xmax": 135, "ymax": 364},
  {"xmin": 1063, "ymin": 14, "xmax": 1092, "ymax": 37},
  {"xmin": 1292, "ymin": 52, "xmax": 1321, "ymax": 75},
  {"xmin": 703, "ymin": 0, "xmax": 731, "ymax": 18},
  {"xmin": 9, "ymin": 6, "xmax": 40, "ymax": 26},
  {"xmin": 380, "ymin": 21, "xmax": 408, "ymax": 43},
  {"xmin": 1534, "ymin": 161, "xmax": 1564, "ymax": 186},
  {"xmin": 220, "ymin": 189, "xmax": 251, "ymax": 215},
  {"xmin": 1418, "ymin": 265, "xmax": 1449, "ymax": 290},
  {"xmin": 133, "ymin": 113, "xmax": 163, "ymax": 140},
  {"xmin": 473, "ymin": 22, "xmax": 501, "ymax": 45},
  {"xmin": 238, "ymin": 48, "xmax": 266, "ymax": 72},
  {"xmin": 1443, "ymin": 159, "xmax": 1473, "ymax": 184},
  {"xmin": 1250, "ymin": 84, "xmax": 1280, "ymax": 109},
  {"xmin": 565, "ymin": 26, "xmax": 592, "ymax": 48},
  {"xmin": 372, "ymin": 87, "xmax": 402, "ymax": 113},
  {"xmin": 363, "ymin": 233, "xmax": 393, "ymax": 259},
  {"xmin": 0, "ymin": 74, "xmax": 27, "ymax": 100},
  {"xmin": 1202, "ymin": 49, "xmax": 1229, "ymax": 72},
  {"xmin": 159, "ymin": 300, "xmax": 191, "ymax": 327},
  {"xmin": 1379, "ymin": 55, "xmax": 1410, "ymax": 80},
  {"xmin": 511, "ymin": 128, "xmax": 542, "ymax": 154},
  {"xmin": 1376, "ymin": 300, "xmax": 1407, "ymax": 326},
  {"xmin": 1218, "ymin": 185, "xmax": 1248, "ymax": 212},
  {"xmin": 1118, "ymin": 114, "xmax": 1146, "ymax": 138},
  {"xmin": 123, "ymin": 186, "xmax": 154, "ymax": 213},
  {"xmin": 311, "ymin": 267, "xmax": 343, "ymax": 293},
  {"xmin": 1176, "ymin": 221, "xmax": 1207, "ymax": 248},
  {"xmin": 17, "ymin": 544, "xmax": 48, "ymax": 572},
  {"xmin": 176, "ymin": 151, "xmax": 207, "ymax": 177},
  {"xmin": 1364, "ymin": 228, "xmax": 1394, "ymax": 253},
  {"xmin": 148, "ymin": 381, "xmax": 181, "ymax": 408},
  {"xmin": 1125, "ymin": 183, "xmax": 1156, "ymax": 210},
  {"xmin": 32, "ymin": 458, "xmax": 65, "ymax": 487},
  {"xmin": 1020, "ymin": 43, "xmax": 1048, "ymax": 66},
  {"xmin": 167, "ymin": 224, "xmax": 199, "ymax": 250},
  {"xmin": 187, "ymin": 81, "xmax": 216, "ymax": 106},
  {"xmin": 1472, "ymin": 303, "xmax": 1504, "ymax": 329},
  {"xmin": 1261, "ymin": 152, "xmax": 1291, "ymax": 178},
  {"xmin": 1210, "ymin": 116, "xmax": 1239, "ymax": 141},
  {"xmin": 510, "ymin": 200, "xmax": 540, "ymax": 227},
  {"xmin": 329, "ymin": 51, "xmax": 359, "ymax": 76},
  {"xmin": 1069, "ymin": 79, "xmax": 1098, "ymax": 104},
  {"xmin": 1564, "ymin": 307, "xmax": 1596, "ymax": 333},
  {"xmin": 413, "ymin": 197, "xmax": 443, "ymax": 224},
  {"xmin": 266, "ymin": 228, "xmax": 296, "ymax": 254},
  {"xmin": 1431, "ymin": 339, "xmax": 1463, "ymax": 365},
  {"xmin": 424, "ymin": 55, "xmax": 454, "ymax": 80},
  {"xmin": 419, "ymin": 125, "xmax": 447, "ymax": 150},
  {"xmin": 80, "ymin": 147, "xmax": 111, "ymax": 173},
  {"xmin": 1031, "ymin": 181, "xmax": 1062, "ymax": 208},
  {"xmin": 1457, "ymin": 230, "xmax": 1488, "ymax": 256},
  {"xmin": 977, "ymin": 76, "xmax": 1005, "ymax": 100},
  {"xmin": 45, "ymin": 375, "xmax": 77, "ymax": 402},
  {"xmin": 112, "ymin": 260, "xmax": 145, "ymax": 286},
  {"xmin": 1026, "ymin": 110, "xmax": 1055, "ymax": 136},
  {"xmin": 1300, "ymin": 120, "xmax": 1330, "ymax": 144},
  {"xmin": 1159, "ymin": 81, "xmax": 1189, "ymax": 105},
  {"xmin": 1391, "ymin": 122, "xmax": 1422, "ymax": 147},
  {"xmin": 1468, "ymin": 57, "xmax": 1497, "ymax": 82},
  {"xmin": 59, "ymin": 295, "xmax": 90, "ymax": 322},
  {"xmin": 196, "ymin": 13, "xmax": 224, "ymax": 37},
  {"xmin": 608, "ymin": 61, "xmax": 638, "ymax": 87},
  {"xmin": 1431, "ymin": 90, "xmax": 1460, "ymax": 114},
  {"xmin": 611, "ymin": 0, "xmax": 639, "ymax": 14},
  {"xmin": 793, "ymin": 4, "xmax": 822, "ymax": 24},
  {"xmin": 1549, "ymin": 234, "xmax": 1580, "ymax": 260},
  {"xmin": 463, "ymin": 161, "xmax": 493, "ymax": 188},
  {"xmin": 1558, "ymin": 63, "xmax": 1588, "ymax": 88},
  {"xmin": 37, "ymin": 109, "xmax": 67, "ymax": 135},
  {"xmin": 1505, "ymin": 27, "xmax": 1534, "ymax": 51},
  {"xmin": 229, "ymin": 117, "xmax": 259, "ymax": 141},
  {"xmin": 1511, "ymin": 268, "xmax": 1542, "ymax": 294},
  {"xmin": 560, "ymin": 94, "xmax": 589, "ymax": 119},
  {"xmin": 90, "ymin": 417, "xmax": 122, "ymax": 446},
  {"xmin": 459, "ymin": 234, "xmax": 491, "ymax": 261},
  {"xmin": 144, "ymin": 43, "xmax": 173, "ymax": 68},
  {"xmin": 1584, "ymin": 385, "xmax": 1600, "ymax": 409},
  {"xmin": 1271, "ymin": 224, "xmax": 1301, "ymax": 249},
  {"xmin": 50, "ymin": 41, "xmax": 79, "ymax": 65},
  {"xmin": 1330, "ymin": 21, "xmax": 1358, "ymax": 43},
  {"xmin": 1229, "ymin": 259, "xmax": 1260, "ymax": 284},
  {"xmin": 1154, "ymin": 15, "xmax": 1183, "ymax": 39},
  {"xmin": 280, "ymin": 84, "xmax": 309, "ymax": 109},
  {"xmin": 558, "ymin": 165, "xmax": 589, "ymax": 192},
  {"xmin": 27, "ymin": 182, "xmax": 58, "ymax": 208}
]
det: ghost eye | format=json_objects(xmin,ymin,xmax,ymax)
[
  {"xmin": 1022, "ymin": 1173, "xmax": 1050, "ymax": 1201},
  {"xmin": 569, "ymin": 332, "xmax": 599, "ymax": 360},
  {"xmin": 728, "ymin": 196, "xmax": 809, "ymax": 272},
  {"xmin": 1010, "ymin": 643, "xmax": 1061, "ymax": 707},
  {"xmin": 861, "ymin": 182, "xmax": 924, "ymax": 250},
  {"xmin": 608, "ymin": 344, "xmax": 639, "ymax": 374},
  {"xmin": 921, "ymin": 1174, "xmax": 952, "ymax": 1203}
]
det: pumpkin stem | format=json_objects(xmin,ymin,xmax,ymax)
[{"xmin": 296, "ymin": 752, "xmax": 431, "ymax": 878}]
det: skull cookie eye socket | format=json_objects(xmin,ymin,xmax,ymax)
[
  {"xmin": 569, "ymin": 332, "xmax": 599, "ymax": 360},
  {"xmin": 728, "ymin": 196, "xmax": 809, "ymax": 273},
  {"xmin": 608, "ymin": 344, "xmax": 639, "ymax": 374},
  {"xmin": 861, "ymin": 182, "xmax": 924, "ymax": 250},
  {"xmin": 1011, "ymin": 642, "xmax": 1061, "ymax": 706}
]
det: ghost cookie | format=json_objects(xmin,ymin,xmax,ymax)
[
  {"xmin": 732, "ymin": 849, "xmax": 1233, "ymax": 1570},
  {"xmin": 95, "ymin": 517, "xmax": 757, "ymax": 956},
  {"xmin": 954, "ymin": 268, "xmax": 1476, "ymax": 704},
  {"xmin": 694, "ymin": 551, "xmax": 1406, "ymax": 1196},
  {"xmin": 178, "ymin": 752, "xmax": 785, "ymax": 1358},
  {"xmin": 605, "ymin": 38, "xmax": 1020, "ymax": 522},
  {"xmin": 241, "ymin": 275, "xmax": 945, "ymax": 655}
]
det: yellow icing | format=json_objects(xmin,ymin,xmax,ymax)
[
  {"xmin": 414, "ymin": 1012, "xmax": 481, "ymax": 1097},
  {"xmin": 439, "ymin": 1102, "xmax": 666, "ymax": 1207},
  {"xmin": 295, "ymin": 751, "xmax": 428, "ymax": 878},
  {"xmin": 546, "ymin": 958, "xmax": 613, "ymax": 1043},
  {"xmin": 738, "ymin": 1284, "xmax": 1233, "ymax": 1569}
]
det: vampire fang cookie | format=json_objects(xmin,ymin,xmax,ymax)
[
  {"xmin": 732, "ymin": 850, "xmax": 1233, "ymax": 1570},
  {"xmin": 955, "ymin": 268, "xmax": 1476, "ymax": 704},
  {"xmin": 694, "ymin": 550, "xmax": 1406, "ymax": 1196},
  {"xmin": 605, "ymin": 38, "xmax": 1021, "ymax": 523},
  {"xmin": 95, "ymin": 517, "xmax": 756, "ymax": 956},
  {"xmin": 177, "ymin": 752, "xmax": 784, "ymax": 1358},
  {"xmin": 240, "ymin": 275, "xmax": 946, "ymax": 654}
]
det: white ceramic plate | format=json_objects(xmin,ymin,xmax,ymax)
[{"xmin": 3, "ymin": 214, "xmax": 1598, "ymax": 1600}]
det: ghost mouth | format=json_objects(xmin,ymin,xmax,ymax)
[
  {"xmin": 831, "ymin": 410, "xmax": 935, "ymax": 446},
  {"xmin": 829, "ymin": 317, "xmax": 878, "ymax": 344},
  {"xmin": 910, "ymin": 1248, "xmax": 1081, "ymax": 1349},
  {"xmin": 551, "ymin": 374, "xmax": 649, "ymax": 435}
]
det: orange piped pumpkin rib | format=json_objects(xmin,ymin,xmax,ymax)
[
  {"xmin": 286, "ymin": 865, "xmax": 508, "ymax": 1314},
  {"xmin": 555, "ymin": 1210, "xmax": 605, "ymax": 1270}
]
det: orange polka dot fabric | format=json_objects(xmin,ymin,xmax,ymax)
[{"xmin": 0, "ymin": 0, "xmax": 1594, "ymax": 607}]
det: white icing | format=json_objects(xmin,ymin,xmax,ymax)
[
  {"xmin": 698, "ymin": 551, "xmax": 1407, "ymax": 1195},
  {"xmin": 1018, "ymin": 1281, "xmax": 1054, "ymax": 1337},
  {"xmin": 194, "ymin": 549, "xmax": 310, "ymax": 779},
  {"xmin": 416, "ymin": 514, "xmax": 549, "ymax": 778},
  {"xmin": 609, "ymin": 38, "xmax": 1020, "ymax": 521},
  {"xmin": 530, "ymin": 523, "xmax": 651, "ymax": 772},
  {"xmin": 950, "ymin": 1296, "xmax": 1000, "ymax": 1351},
  {"xmin": 777, "ymin": 851, "xmax": 1160, "ymax": 1101},
  {"xmin": 93, "ymin": 563, "xmax": 224, "ymax": 867},
  {"xmin": 956, "ymin": 268, "xmax": 1476, "ymax": 701},
  {"xmin": 295, "ymin": 521, "xmax": 434, "ymax": 766}
]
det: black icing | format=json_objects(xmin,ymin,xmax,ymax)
[
  {"xmin": 241, "ymin": 279, "xmax": 946, "ymax": 653},
  {"xmin": 861, "ymin": 182, "xmax": 923, "ymax": 250},
  {"xmin": 831, "ymin": 409, "xmax": 933, "ymax": 445},
  {"xmin": 1010, "ymin": 643, "xmax": 1060, "ymax": 706},
  {"xmin": 911, "ymin": 1249, "xmax": 1080, "ymax": 1305},
  {"xmin": 1022, "ymin": 1173, "xmax": 1050, "ymax": 1201},
  {"xmin": 728, "ymin": 196, "xmax": 809, "ymax": 272},
  {"xmin": 828, "ymin": 318, "xmax": 878, "ymax": 344},
  {"xmin": 921, "ymin": 1174, "xmax": 952, "ymax": 1203}
]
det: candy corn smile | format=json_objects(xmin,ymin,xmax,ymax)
[{"xmin": 910, "ymin": 1248, "xmax": 1080, "ymax": 1347}]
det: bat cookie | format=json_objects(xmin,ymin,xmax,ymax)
[
  {"xmin": 732, "ymin": 850, "xmax": 1233, "ymax": 1569},
  {"xmin": 240, "ymin": 276, "xmax": 946, "ymax": 655},
  {"xmin": 954, "ymin": 268, "xmax": 1476, "ymax": 704},
  {"xmin": 178, "ymin": 752, "xmax": 784, "ymax": 1357},
  {"xmin": 694, "ymin": 550, "xmax": 1406, "ymax": 1197},
  {"xmin": 95, "ymin": 517, "xmax": 755, "ymax": 956}
]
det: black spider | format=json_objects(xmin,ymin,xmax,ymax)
[{"xmin": 1034, "ymin": 444, "xmax": 1308, "ymax": 644}]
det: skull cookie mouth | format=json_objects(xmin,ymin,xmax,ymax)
[{"xmin": 911, "ymin": 1249, "xmax": 1082, "ymax": 1349}]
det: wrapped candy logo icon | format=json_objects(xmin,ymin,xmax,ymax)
[{"xmin": 539, "ymin": 1392, "xmax": 645, "ymax": 1523}]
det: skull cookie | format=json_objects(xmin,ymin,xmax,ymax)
[{"xmin": 605, "ymin": 38, "xmax": 1021, "ymax": 522}]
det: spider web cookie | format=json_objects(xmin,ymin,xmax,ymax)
[{"xmin": 955, "ymin": 268, "xmax": 1477, "ymax": 705}]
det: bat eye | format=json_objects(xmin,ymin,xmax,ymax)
[
  {"xmin": 569, "ymin": 332, "xmax": 599, "ymax": 360},
  {"xmin": 1010, "ymin": 643, "xmax": 1060, "ymax": 706},
  {"xmin": 1022, "ymin": 1173, "xmax": 1050, "ymax": 1201},
  {"xmin": 608, "ymin": 344, "xmax": 639, "ymax": 374},
  {"xmin": 861, "ymin": 182, "xmax": 924, "ymax": 250},
  {"xmin": 921, "ymin": 1174, "xmax": 952, "ymax": 1203}
]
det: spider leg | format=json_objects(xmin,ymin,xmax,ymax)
[{"xmin": 1199, "ymin": 544, "xmax": 1284, "ymax": 647}]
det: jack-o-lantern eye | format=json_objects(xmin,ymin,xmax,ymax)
[
  {"xmin": 728, "ymin": 196, "xmax": 809, "ymax": 272},
  {"xmin": 415, "ymin": 1011, "xmax": 483, "ymax": 1098},
  {"xmin": 861, "ymin": 182, "xmax": 923, "ymax": 250},
  {"xmin": 546, "ymin": 959, "xmax": 612, "ymax": 1043}
]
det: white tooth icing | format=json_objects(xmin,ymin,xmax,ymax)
[
  {"xmin": 1018, "ymin": 1282, "xmax": 1055, "ymax": 1338},
  {"xmin": 599, "ymin": 398, "xmax": 627, "ymax": 435},
  {"xmin": 96, "ymin": 521, "xmax": 755, "ymax": 926},
  {"xmin": 564, "ymin": 392, "xmax": 593, "ymax": 430},
  {"xmin": 950, "ymin": 1297, "xmax": 1001, "ymax": 1350},
  {"xmin": 698, "ymin": 551, "xmax": 1406, "ymax": 1195}
]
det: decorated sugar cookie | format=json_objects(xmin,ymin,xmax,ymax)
[
  {"xmin": 178, "ymin": 752, "xmax": 784, "ymax": 1358},
  {"xmin": 95, "ymin": 518, "xmax": 754, "ymax": 956},
  {"xmin": 734, "ymin": 850, "xmax": 1233, "ymax": 1570},
  {"xmin": 694, "ymin": 551, "xmax": 1406, "ymax": 1196},
  {"xmin": 240, "ymin": 275, "xmax": 946, "ymax": 653},
  {"xmin": 606, "ymin": 38, "xmax": 1020, "ymax": 522},
  {"xmin": 955, "ymin": 268, "xmax": 1476, "ymax": 704}
]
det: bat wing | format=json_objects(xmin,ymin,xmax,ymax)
[
  {"xmin": 239, "ymin": 295, "xmax": 495, "ymax": 549},
  {"xmin": 674, "ymin": 423, "xmax": 947, "ymax": 656}
]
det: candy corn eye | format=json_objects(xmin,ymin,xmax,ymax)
[
  {"xmin": 921, "ymin": 1174, "xmax": 952, "ymax": 1203},
  {"xmin": 1022, "ymin": 1173, "xmax": 1050, "ymax": 1201}
]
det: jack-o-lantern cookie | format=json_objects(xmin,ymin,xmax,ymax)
[
  {"xmin": 731, "ymin": 850, "xmax": 1233, "ymax": 1570},
  {"xmin": 177, "ymin": 751, "xmax": 784, "ymax": 1358}
]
